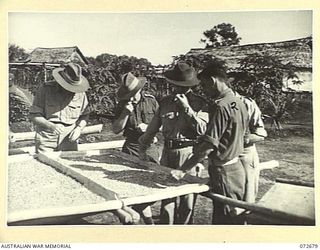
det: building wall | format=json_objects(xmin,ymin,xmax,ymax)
[{"xmin": 285, "ymin": 70, "xmax": 312, "ymax": 92}]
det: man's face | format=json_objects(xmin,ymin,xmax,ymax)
[{"xmin": 173, "ymin": 85, "xmax": 189, "ymax": 94}]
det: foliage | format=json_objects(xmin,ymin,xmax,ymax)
[
  {"xmin": 200, "ymin": 23, "xmax": 241, "ymax": 48},
  {"xmin": 230, "ymin": 53, "xmax": 303, "ymax": 130},
  {"xmin": 9, "ymin": 93, "xmax": 31, "ymax": 124},
  {"xmin": 9, "ymin": 44, "xmax": 29, "ymax": 62},
  {"xmin": 85, "ymin": 53, "xmax": 158, "ymax": 118}
]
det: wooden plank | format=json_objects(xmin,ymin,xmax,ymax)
[
  {"xmin": 258, "ymin": 160, "xmax": 279, "ymax": 171},
  {"xmin": 78, "ymin": 140, "xmax": 124, "ymax": 151},
  {"xmin": 257, "ymin": 182, "xmax": 315, "ymax": 222},
  {"xmin": 40, "ymin": 149, "xmax": 209, "ymax": 206},
  {"xmin": 12, "ymin": 124, "xmax": 104, "ymax": 142},
  {"xmin": 9, "ymin": 146, "xmax": 35, "ymax": 155},
  {"xmin": 123, "ymin": 185, "xmax": 209, "ymax": 206},
  {"xmin": 9, "ymin": 139, "xmax": 124, "ymax": 155},
  {"xmin": 7, "ymin": 200, "xmax": 122, "ymax": 224},
  {"xmin": 276, "ymin": 178, "xmax": 314, "ymax": 187},
  {"xmin": 203, "ymin": 191, "xmax": 315, "ymax": 225}
]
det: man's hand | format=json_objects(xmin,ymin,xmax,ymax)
[
  {"xmin": 171, "ymin": 169, "xmax": 186, "ymax": 181},
  {"xmin": 124, "ymin": 101, "xmax": 134, "ymax": 113},
  {"xmin": 48, "ymin": 123, "xmax": 64, "ymax": 135},
  {"xmin": 152, "ymin": 136, "xmax": 158, "ymax": 144},
  {"xmin": 137, "ymin": 123, "xmax": 148, "ymax": 133},
  {"xmin": 174, "ymin": 94, "xmax": 190, "ymax": 111},
  {"xmin": 68, "ymin": 126, "xmax": 82, "ymax": 141}
]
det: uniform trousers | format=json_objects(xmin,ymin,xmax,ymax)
[
  {"xmin": 239, "ymin": 145, "xmax": 260, "ymax": 203},
  {"xmin": 159, "ymin": 146, "xmax": 197, "ymax": 225},
  {"xmin": 35, "ymin": 123, "xmax": 77, "ymax": 153},
  {"xmin": 208, "ymin": 160, "xmax": 246, "ymax": 224}
]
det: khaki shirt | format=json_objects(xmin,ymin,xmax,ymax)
[
  {"xmin": 240, "ymin": 96, "xmax": 267, "ymax": 137},
  {"xmin": 30, "ymin": 81, "xmax": 89, "ymax": 125},
  {"xmin": 200, "ymin": 89, "xmax": 249, "ymax": 165},
  {"xmin": 139, "ymin": 91, "xmax": 208, "ymax": 146}
]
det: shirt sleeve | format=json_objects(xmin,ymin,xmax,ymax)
[
  {"xmin": 80, "ymin": 93, "xmax": 90, "ymax": 116},
  {"xmin": 138, "ymin": 107, "xmax": 161, "ymax": 147},
  {"xmin": 29, "ymin": 85, "xmax": 46, "ymax": 116},
  {"xmin": 249, "ymin": 100, "xmax": 267, "ymax": 137},
  {"xmin": 198, "ymin": 106, "xmax": 228, "ymax": 150},
  {"xmin": 113, "ymin": 101, "xmax": 126, "ymax": 120}
]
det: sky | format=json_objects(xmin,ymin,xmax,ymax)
[{"xmin": 8, "ymin": 11, "xmax": 312, "ymax": 65}]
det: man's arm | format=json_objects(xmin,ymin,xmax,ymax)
[
  {"xmin": 175, "ymin": 94, "xmax": 208, "ymax": 135},
  {"xmin": 171, "ymin": 140, "xmax": 214, "ymax": 180},
  {"xmin": 30, "ymin": 114, "xmax": 64, "ymax": 135},
  {"xmin": 112, "ymin": 102, "xmax": 133, "ymax": 134},
  {"xmin": 247, "ymin": 100, "xmax": 267, "ymax": 144},
  {"xmin": 138, "ymin": 108, "xmax": 161, "ymax": 160}
]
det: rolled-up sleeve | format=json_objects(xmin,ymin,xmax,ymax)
[
  {"xmin": 29, "ymin": 85, "xmax": 45, "ymax": 116},
  {"xmin": 199, "ymin": 106, "xmax": 227, "ymax": 150},
  {"xmin": 250, "ymin": 100, "xmax": 267, "ymax": 137},
  {"xmin": 80, "ymin": 93, "xmax": 90, "ymax": 116}
]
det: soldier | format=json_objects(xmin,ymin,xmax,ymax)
[
  {"xmin": 29, "ymin": 63, "xmax": 90, "ymax": 153},
  {"xmin": 112, "ymin": 72, "xmax": 159, "ymax": 225},
  {"xmin": 171, "ymin": 61, "xmax": 249, "ymax": 224},
  {"xmin": 236, "ymin": 93, "xmax": 267, "ymax": 203},
  {"xmin": 139, "ymin": 61, "xmax": 208, "ymax": 224}
]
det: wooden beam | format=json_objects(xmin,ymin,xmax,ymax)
[
  {"xmin": 202, "ymin": 192, "xmax": 315, "ymax": 225},
  {"xmin": 78, "ymin": 140, "xmax": 124, "ymax": 151},
  {"xmin": 12, "ymin": 124, "xmax": 104, "ymax": 142},
  {"xmin": 276, "ymin": 178, "xmax": 314, "ymax": 188},
  {"xmin": 9, "ymin": 139, "xmax": 124, "ymax": 155},
  {"xmin": 7, "ymin": 200, "xmax": 122, "ymax": 224},
  {"xmin": 258, "ymin": 160, "xmax": 279, "ymax": 171},
  {"xmin": 123, "ymin": 185, "xmax": 209, "ymax": 207}
]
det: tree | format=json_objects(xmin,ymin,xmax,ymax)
[
  {"xmin": 230, "ymin": 53, "xmax": 302, "ymax": 130},
  {"xmin": 9, "ymin": 44, "xmax": 29, "ymax": 62},
  {"xmin": 200, "ymin": 23, "xmax": 241, "ymax": 48}
]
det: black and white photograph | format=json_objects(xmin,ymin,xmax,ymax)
[{"xmin": 7, "ymin": 10, "xmax": 314, "ymax": 229}]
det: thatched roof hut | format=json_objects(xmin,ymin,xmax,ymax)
[
  {"xmin": 28, "ymin": 46, "xmax": 89, "ymax": 67},
  {"xmin": 187, "ymin": 37, "xmax": 312, "ymax": 92},
  {"xmin": 187, "ymin": 37, "xmax": 312, "ymax": 70}
]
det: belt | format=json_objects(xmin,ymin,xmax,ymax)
[{"xmin": 164, "ymin": 139, "xmax": 196, "ymax": 149}]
